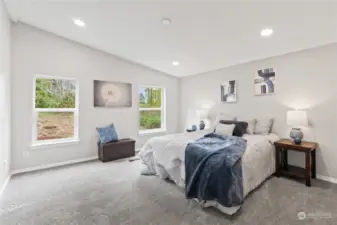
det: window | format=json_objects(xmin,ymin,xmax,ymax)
[
  {"xmin": 32, "ymin": 75, "xmax": 79, "ymax": 146},
  {"xmin": 139, "ymin": 86, "xmax": 166, "ymax": 134}
]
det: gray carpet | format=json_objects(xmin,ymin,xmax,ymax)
[{"xmin": 1, "ymin": 160, "xmax": 337, "ymax": 225}]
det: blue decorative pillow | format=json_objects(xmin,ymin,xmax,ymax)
[{"xmin": 96, "ymin": 124, "xmax": 118, "ymax": 144}]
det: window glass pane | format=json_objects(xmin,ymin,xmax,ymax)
[
  {"xmin": 35, "ymin": 78, "xmax": 76, "ymax": 108},
  {"xmin": 139, "ymin": 87, "xmax": 162, "ymax": 108},
  {"xmin": 140, "ymin": 110, "xmax": 161, "ymax": 130},
  {"xmin": 37, "ymin": 112, "xmax": 74, "ymax": 140}
]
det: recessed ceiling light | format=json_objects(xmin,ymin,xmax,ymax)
[
  {"xmin": 73, "ymin": 18, "xmax": 86, "ymax": 27},
  {"xmin": 162, "ymin": 18, "xmax": 172, "ymax": 25},
  {"xmin": 172, "ymin": 61, "xmax": 180, "ymax": 66},
  {"xmin": 260, "ymin": 28, "xmax": 273, "ymax": 37}
]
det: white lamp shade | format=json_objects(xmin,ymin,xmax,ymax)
[
  {"xmin": 201, "ymin": 104, "xmax": 211, "ymax": 109},
  {"xmin": 287, "ymin": 110, "xmax": 308, "ymax": 127}
]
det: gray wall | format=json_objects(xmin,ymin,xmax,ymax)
[
  {"xmin": 0, "ymin": 0, "xmax": 11, "ymax": 188},
  {"xmin": 11, "ymin": 23, "xmax": 180, "ymax": 171},
  {"xmin": 180, "ymin": 43, "xmax": 337, "ymax": 179}
]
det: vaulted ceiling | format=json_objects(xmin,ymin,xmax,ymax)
[{"xmin": 6, "ymin": 0, "xmax": 337, "ymax": 77}]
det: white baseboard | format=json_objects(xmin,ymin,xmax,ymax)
[
  {"xmin": 11, "ymin": 156, "xmax": 98, "ymax": 175},
  {"xmin": 317, "ymin": 174, "xmax": 337, "ymax": 184},
  {"xmin": 0, "ymin": 174, "xmax": 12, "ymax": 198}
]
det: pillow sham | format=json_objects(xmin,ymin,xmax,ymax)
[
  {"xmin": 96, "ymin": 124, "xmax": 119, "ymax": 144},
  {"xmin": 214, "ymin": 123, "xmax": 235, "ymax": 137},
  {"xmin": 254, "ymin": 118, "xmax": 274, "ymax": 135},
  {"xmin": 219, "ymin": 120, "xmax": 248, "ymax": 137}
]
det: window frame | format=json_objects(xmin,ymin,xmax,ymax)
[
  {"xmin": 138, "ymin": 85, "xmax": 166, "ymax": 135},
  {"xmin": 31, "ymin": 74, "xmax": 80, "ymax": 147}
]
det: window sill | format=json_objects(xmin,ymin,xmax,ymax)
[
  {"xmin": 31, "ymin": 138, "xmax": 80, "ymax": 149},
  {"xmin": 139, "ymin": 129, "xmax": 167, "ymax": 136}
]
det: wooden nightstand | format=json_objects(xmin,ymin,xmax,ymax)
[{"xmin": 274, "ymin": 139, "xmax": 318, "ymax": 187}]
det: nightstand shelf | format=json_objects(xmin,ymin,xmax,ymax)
[
  {"xmin": 278, "ymin": 165, "xmax": 306, "ymax": 180},
  {"xmin": 274, "ymin": 139, "xmax": 318, "ymax": 187}
]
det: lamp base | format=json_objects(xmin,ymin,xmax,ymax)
[
  {"xmin": 293, "ymin": 138, "xmax": 302, "ymax": 145},
  {"xmin": 290, "ymin": 128, "xmax": 303, "ymax": 145}
]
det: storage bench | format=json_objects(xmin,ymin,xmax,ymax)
[{"xmin": 98, "ymin": 138, "xmax": 135, "ymax": 163}]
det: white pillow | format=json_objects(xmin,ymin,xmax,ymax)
[
  {"xmin": 214, "ymin": 123, "xmax": 235, "ymax": 137},
  {"xmin": 254, "ymin": 118, "xmax": 274, "ymax": 135}
]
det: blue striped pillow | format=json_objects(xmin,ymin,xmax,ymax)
[{"xmin": 96, "ymin": 124, "xmax": 118, "ymax": 144}]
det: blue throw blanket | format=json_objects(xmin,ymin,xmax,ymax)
[{"xmin": 185, "ymin": 133, "xmax": 247, "ymax": 207}]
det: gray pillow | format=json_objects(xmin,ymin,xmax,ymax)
[{"xmin": 254, "ymin": 118, "xmax": 274, "ymax": 135}]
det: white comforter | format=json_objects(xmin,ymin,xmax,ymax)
[{"xmin": 139, "ymin": 130, "xmax": 280, "ymax": 198}]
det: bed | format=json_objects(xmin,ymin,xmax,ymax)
[{"xmin": 139, "ymin": 129, "xmax": 280, "ymax": 214}]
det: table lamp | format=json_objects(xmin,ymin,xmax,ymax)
[
  {"xmin": 196, "ymin": 104, "xmax": 211, "ymax": 130},
  {"xmin": 287, "ymin": 110, "xmax": 308, "ymax": 144}
]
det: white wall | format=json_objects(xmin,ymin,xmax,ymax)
[
  {"xmin": 180, "ymin": 43, "xmax": 337, "ymax": 179},
  {"xmin": 11, "ymin": 23, "xmax": 180, "ymax": 171},
  {"xmin": 0, "ymin": 0, "xmax": 11, "ymax": 187},
  {"xmin": 9, "ymin": 21, "xmax": 337, "ymax": 180}
]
